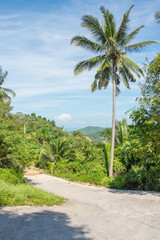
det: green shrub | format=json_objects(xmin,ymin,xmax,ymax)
[
  {"xmin": 112, "ymin": 166, "xmax": 160, "ymax": 191},
  {"xmin": 48, "ymin": 162, "xmax": 54, "ymax": 174},
  {"xmin": 101, "ymin": 176, "xmax": 114, "ymax": 187},
  {"xmin": 110, "ymin": 175, "xmax": 125, "ymax": 189},
  {"xmin": 104, "ymin": 143, "xmax": 126, "ymax": 176},
  {"xmin": 0, "ymin": 168, "xmax": 25, "ymax": 184},
  {"xmin": 66, "ymin": 172, "xmax": 105, "ymax": 185}
]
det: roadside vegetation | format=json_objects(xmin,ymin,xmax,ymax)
[
  {"xmin": 0, "ymin": 6, "xmax": 160, "ymax": 207},
  {"xmin": 0, "ymin": 168, "xmax": 64, "ymax": 206}
]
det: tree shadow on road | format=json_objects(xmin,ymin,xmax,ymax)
[
  {"xmin": 26, "ymin": 176, "xmax": 160, "ymax": 197},
  {"xmin": 0, "ymin": 209, "xmax": 91, "ymax": 240},
  {"xmin": 107, "ymin": 188, "xmax": 160, "ymax": 197},
  {"xmin": 25, "ymin": 177, "xmax": 41, "ymax": 186}
]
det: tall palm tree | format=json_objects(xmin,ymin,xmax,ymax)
[
  {"xmin": 71, "ymin": 5, "xmax": 159, "ymax": 176},
  {"xmin": 0, "ymin": 67, "xmax": 16, "ymax": 101}
]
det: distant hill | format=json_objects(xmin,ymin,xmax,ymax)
[
  {"xmin": 77, "ymin": 126, "xmax": 106, "ymax": 143},
  {"xmin": 78, "ymin": 126, "xmax": 105, "ymax": 135}
]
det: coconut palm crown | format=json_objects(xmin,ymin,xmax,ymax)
[
  {"xmin": 0, "ymin": 67, "xmax": 16, "ymax": 101},
  {"xmin": 71, "ymin": 5, "xmax": 159, "ymax": 176},
  {"xmin": 39, "ymin": 138, "xmax": 72, "ymax": 166}
]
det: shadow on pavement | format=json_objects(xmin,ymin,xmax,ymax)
[
  {"xmin": 24, "ymin": 177, "xmax": 41, "ymax": 186},
  {"xmin": 0, "ymin": 209, "xmax": 91, "ymax": 240},
  {"xmin": 107, "ymin": 188, "xmax": 160, "ymax": 197},
  {"xmin": 26, "ymin": 175, "xmax": 160, "ymax": 197}
]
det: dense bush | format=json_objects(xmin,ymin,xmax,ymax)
[
  {"xmin": 112, "ymin": 166, "xmax": 160, "ymax": 191},
  {"xmin": 0, "ymin": 167, "xmax": 64, "ymax": 206},
  {"xmin": 0, "ymin": 168, "xmax": 25, "ymax": 184}
]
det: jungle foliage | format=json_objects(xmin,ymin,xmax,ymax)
[{"xmin": 0, "ymin": 55, "xmax": 159, "ymax": 192}]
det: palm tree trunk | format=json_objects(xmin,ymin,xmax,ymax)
[{"xmin": 109, "ymin": 62, "xmax": 116, "ymax": 177}]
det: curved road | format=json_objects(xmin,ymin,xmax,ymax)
[{"xmin": 1, "ymin": 173, "xmax": 160, "ymax": 240}]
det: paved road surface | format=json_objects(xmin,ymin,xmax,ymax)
[{"xmin": 0, "ymin": 174, "xmax": 160, "ymax": 240}]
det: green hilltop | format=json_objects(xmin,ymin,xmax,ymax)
[
  {"xmin": 77, "ymin": 126, "xmax": 106, "ymax": 143},
  {"xmin": 78, "ymin": 126, "xmax": 105, "ymax": 134}
]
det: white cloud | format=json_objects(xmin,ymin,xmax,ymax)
[{"xmin": 56, "ymin": 113, "xmax": 72, "ymax": 123}]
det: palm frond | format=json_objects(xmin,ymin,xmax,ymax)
[
  {"xmin": 0, "ymin": 71, "xmax": 8, "ymax": 85},
  {"xmin": 116, "ymin": 85, "xmax": 121, "ymax": 96},
  {"xmin": 91, "ymin": 80, "xmax": 97, "ymax": 92},
  {"xmin": 119, "ymin": 62, "xmax": 137, "ymax": 88},
  {"xmin": 123, "ymin": 56, "xmax": 144, "ymax": 77},
  {"xmin": 116, "ymin": 73, "xmax": 121, "ymax": 95},
  {"xmin": 106, "ymin": 37, "xmax": 118, "ymax": 48},
  {"xmin": 2, "ymin": 87, "xmax": 16, "ymax": 97},
  {"xmin": 93, "ymin": 55, "xmax": 112, "ymax": 90},
  {"xmin": 123, "ymin": 63, "xmax": 136, "ymax": 82},
  {"xmin": 74, "ymin": 55, "xmax": 105, "ymax": 75},
  {"xmin": 125, "ymin": 41, "xmax": 160, "ymax": 52},
  {"xmin": 120, "ymin": 25, "xmax": 144, "ymax": 46},
  {"xmin": 155, "ymin": 11, "xmax": 160, "ymax": 23},
  {"xmin": 115, "ymin": 5, "xmax": 134, "ymax": 43},
  {"xmin": 100, "ymin": 6, "xmax": 116, "ymax": 38},
  {"xmin": 96, "ymin": 55, "xmax": 111, "ymax": 72},
  {"xmin": 39, "ymin": 148, "xmax": 54, "ymax": 163},
  {"xmin": 71, "ymin": 35, "xmax": 105, "ymax": 52},
  {"xmin": 95, "ymin": 66, "xmax": 111, "ymax": 90},
  {"xmin": 0, "ymin": 90, "xmax": 11, "ymax": 101},
  {"xmin": 81, "ymin": 15, "xmax": 106, "ymax": 44},
  {"xmin": 116, "ymin": 73, "xmax": 120, "ymax": 86},
  {"xmin": 115, "ymin": 119, "xmax": 128, "ymax": 145},
  {"xmin": 119, "ymin": 65, "xmax": 130, "ymax": 89}
]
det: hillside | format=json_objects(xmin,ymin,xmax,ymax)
[
  {"xmin": 78, "ymin": 126, "xmax": 105, "ymax": 134},
  {"xmin": 77, "ymin": 126, "xmax": 106, "ymax": 143}
]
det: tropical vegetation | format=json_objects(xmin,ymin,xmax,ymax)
[
  {"xmin": 0, "ymin": 6, "xmax": 160, "ymax": 207},
  {"xmin": 0, "ymin": 168, "xmax": 64, "ymax": 206},
  {"xmin": 0, "ymin": 68, "xmax": 15, "ymax": 101},
  {"xmin": 71, "ymin": 5, "xmax": 159, "ymax": 176}
]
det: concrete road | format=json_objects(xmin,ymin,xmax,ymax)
[{"xmin": 0, "ymin": 174, "xmax": 160, "ymax": 240}]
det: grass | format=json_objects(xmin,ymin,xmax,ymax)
[
  {"xmin": 0, "ymin": 167, "xmax": 25, "ymax": 184},
  {"xmin": 0, "ymin": 180, "xmax": 64, "ymax": 206},
  {"xmin": 53, "ymin": 172, "xmax": 110, "ymax": 186},
  {"xmin": 0, "ymin": 168, "xmax": 64, "ymax": 207}
]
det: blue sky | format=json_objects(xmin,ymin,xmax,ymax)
[{"xmin": 0, "ymin": 0, "xmax": 159, "ymax": 130}]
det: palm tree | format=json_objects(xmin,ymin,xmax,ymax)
[
  {"xmin": 0, "ymin": 67, "xmax": 16, "ymax": 101},
  {"xmin": 71, "ymin": 5, "xmax": 159, "ymax": 176},
  {"xmin": 102, "ymin": 128, "xmax": 112, "ymax": 142},
  {"xmin": 103, "ymin": 119, "xmax": 128, "ymax": 145},
  {"xmin": 115, "ymin": 119, "xmax": 128, "ymax": 146},
  {"xmin": 39, "ymin": 138, "xmax": 71, "ymax": 168}
]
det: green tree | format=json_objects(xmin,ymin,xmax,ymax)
[
  {"xmin": 71, "ymin": 5, "xmax": 159, "ymax": 176},
  {"xmin": 72, "ymin": 130, "xmax": 83, "ymax": 137},
  {"xmin": 130, "ymin": 54, "xmax": 160, "ymax": 169},
  {"xmin": 39, "ymin": 138, "xmax": 73, "ymax": 169},
  {"xmin": 102, "ymin": 128, "xmax": 112, "ymax": 143},
  {"xmin": 0, "ymin": 68, "xmax": 16, "ymax": 101}
]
